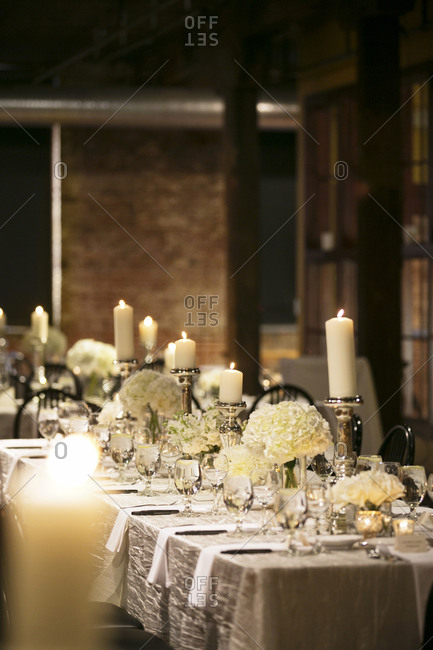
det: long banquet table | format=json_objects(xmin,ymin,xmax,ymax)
[{"xmin": 1, "ymin": 441, "xmax": 433, "ymax": 650}]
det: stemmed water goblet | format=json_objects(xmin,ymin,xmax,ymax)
[
  {"xmin": 88, "ymin": 416, "xmax": 111, "ymax": 471},
  {"xmin": 223, "ymin": 475, "xmax": 254, "ymax": 536},
  {"xmin": 274, "ymin": 488, "xmax": 307, "ymax": 553},
  {"xmin": 427, "ymin": 473, "xmax": 433, "ymax": 503},
  {"xmin": 174, "ymin": 458, "xmax": 202, "ymax": 516},
  {"xmin": 306, "ymin": 481, "xmax": 331, "ymax": 549},
  {"xmin": 401, "ymin": 465, "xmax": 427, "ymax": 519},
  {"xmin": 355, "ymin": 455, "xmax": 383, "ymax": 474},
  {"xmin": 160, "ymin": 440, "xmax": 182, "ymax": 494},
  {"xmin": 250, "ymin": 468, "xmax": 279, "ymax": 534},
  {"xmin": 110, "ymin": 426, "xmax": 134, "ymax": 483},
  {"xmin": 201, "ymin": 453, "xmax": 228, "ymax": 515},
  {"xmin": 37, "ymin": 407, "xmax": 59, "ymax": 447},
  {"xmin": 58, "ymin": 400, "xmax": 92, "ymax": 435},
  {"xmin": 134, "ymin": 442, "xmax": 161, "ymax": 496},
  {"xmin": 310, "ymin": 444, "xmax": 334, "ymax": 482}
]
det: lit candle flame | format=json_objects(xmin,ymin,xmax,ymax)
[
  {"xmin": 168, "ymin": 342, "xmax": 176, "ymax": 351},
  {"xmin": 337, "ymin": 309, "xmax": 344, "ymax": 318},
  {"xmin": 119, "ymin": 300, "xmax": 126, "ymax": 308},
  {"xmin": 143, "ymin": 316, "xmax": 153, "ymax": 326},
  {"xmin": 230, "ymin": 362, "xmax": 235, "ymax": 370},
  {"xmin": 181, "ymin": 331, "xmax": 187, "ymax": 340},
  {"xmin": 35, "ymin": 305, "xmax": 44, "ymax": 315},
  {"xmin": 0, "ymin": 308, "xmax": 3, "ymax": 317}
]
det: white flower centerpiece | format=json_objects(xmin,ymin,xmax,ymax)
[
  {"xmin": 119, "ymin": 368, "xmax": 181, "ymax": 442},
  {"xmin": 165, "ymin": 404, "xmax": 222, "ymax": 457},
  {"xmin": 218, "ymin": 444, "xmax": 272, "ymax": 477},
  {"xmin": 66, "ymin": 338, "xmax": 117, "ymax": 401},
  {"xmin": 242, "ymin": 401, "xmax": 333, "ymax": 487},
  {"xmin": 330, "ymin": 470, "xmax": 405, "ymax": 510}
]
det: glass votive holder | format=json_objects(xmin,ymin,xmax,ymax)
[{"xmin": 392, "ymin": 517, "xmax": 415, "ymax": 536}]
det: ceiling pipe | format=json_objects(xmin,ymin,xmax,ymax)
[{"xmin": 0, "ymin": 87, "xmax": 298, "ymax": 130}]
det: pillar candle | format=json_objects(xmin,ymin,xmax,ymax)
[
  {"xmin": 164, "ymin": 342, "xmax": 176, "ymax": 371},
  {"xmin": 113, "ymin": 300, "xmax": 135, "ymax": 360},
  {"xmin": 174, "ymin": 332, "xmax": 196, "ymax": 368},
  {"xmin": 0, "ymin": 308, "xmax": 6, "ymax": 336},
  {"xmin": 219, "ymin": 363, "xmax": 243, "ymax": 402},
  {"xmin": 31, "ymin": 306, "xmax": 49, "ymax": 341},
  {"xmin": 139, "ymin": 316, "xmax": 158, "ymax": 348},
  {"xmin": 325, "ymin": 310, "xmax": 357, "ymax": 397}
]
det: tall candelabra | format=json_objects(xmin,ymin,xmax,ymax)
[
  {"xmin": 113, "ymin": 359, "xmax": 138, "ymax": 387},
  {"xmin": 215, "ymin": 400, "xmax": 247, "ymax": 448},
  {"xmin": 324, "ymin": 395, "xmax": 363, "ymax": 456},
  {"xmin": 171, "ymin": 367, "xmax": 200, "ymax": 414}
]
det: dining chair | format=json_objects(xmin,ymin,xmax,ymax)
[
  {"xmin": 352, "ymin": 413, "xmax": 363, "ymax": 456},
  {"xmin": 13, "ymin": 388, "xmax": 100, "ymax": 438},
  {"xmin": 247, "ymin": 383, "xmax": 315, "ymax": 416},
  {"xmin": 377, "ymin": 424, "xmax": 415, "ymax": 465},
  {"xmin": 7, "ymin": 351, "xmax": 33, "ymax": 400},
  {"xmin": 45, "ymin": 362, "xmax": 83, "ymax": 399}
]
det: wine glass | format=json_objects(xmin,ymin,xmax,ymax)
[
  {"xmin": 110, "ymin": 429, "xmax": 134, "ymax": 483},
  {"xmin": 223, "ymin": 475, "xmax": 254, "ymax": 536},
  {"xmin": 134, "ymin": 443, "xmax": 161, "ymax": 496},
  {"xmin": 306, "ymin": 482, "xmax": 331, "ymax": 549},
  {"xmin": 401, "ymin": 465, "xmax": 427, "ymax": 519},
  {"xmin": 88, "ymin": 415, "xmax": 110, "ymax": 468},
  {"xmin": 174, "ymin": 458, "xmax": 202, "ymax": 516},
  {"xmin": 383, "ymin": 461, "xmax": 402, "ymax": 479},
  {"xmin": 160, "ymin": 440, "xmax": 182, "ymax": 494},
  {"xmin": 58, "ymin": 400, "xmax": 92, "ymax": 435},
  {"xmin": 201, "ymin": 453, "xmax": 228, "ymax": 514},
  {"xmin": 250, "ymin": 468, "xmax": 279, "ymax": 534},
  {"xmin": 38, "ymin": 407, "xmax": 59, "ymax": 446},
  {"xmin": 427, "ymin": 473, "xmax": 433, "ymax": 502},
  {"xmin": 355, "ymin": 455, "xmax": 383, "ymax": 474},
  {"xmin": 274, "ymin": 488, "xmax": 307, "ymax": 553}
]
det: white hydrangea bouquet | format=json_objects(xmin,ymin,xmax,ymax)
[
  {"xmin": 330, "ymin": 470, "xmax": 405, "ymax": 510},
  {"xmin": 119, "ymin": 369, "xmax": 181, "ymax": 440},
  {"xmin": 165, "ymin": 404, "xmax": 222, "ymax": 456},
  {"xmin": 242, "ymin": 401, "xmax": 332, "ymax": 487},
  {"xmin": 196, "ymin": 368, "xmax": 221, "ymax": 397},
  {"xmin": 218, "ymin": 444, "xmax": 272, "ymax": 477},
  {"xmin": 66, "ymin": 339, "xmax": 116, "ymax": 378}
]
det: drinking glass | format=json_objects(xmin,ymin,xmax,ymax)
[
  {"xmin": 251, "ymin": 468, "xmax": 279, "ymax": 533},
  {"xmin": 427, "ymin": 473, "xmax": 433, "ymax": 502},
  {"xmin": 201, "ymin": 453, "xmax": 228, "ymax": 514},
  {"xmin": 134, "ymin": 443, "xmax": 161, "ymax": 496},
  {"xmin": 274, "ymin": 489, "xmax": 307, "ymax": 553},
  {"xmin": 160, "ymin": 440, "xmax": 182, "ymax": 493},
  {"xmin": 383, "ymin": 461, "xmax": 402, "ymax": 479},
  {"xmin": 174, "ymin": 458, "xmax": 202, "ymax": 516},
  {"xmin": 223, "ymin": 475, "xmax": 254, "ymax": 535},
  {"xmin": 110, "ymin": 431, "xmax": 134, "ymax": 483},
  {"xmin": 306, "ymin": 482, "xmax": 331, "ymax": 549},
  {"xmin": 38, "ymin": 407, "xmax": 59, "ymax": 446},
  {"xmin": 58, "ymin": 400, "xmax": 92, "ymax": 435},
  {"xmin": 355, "ymin": 455, "xmax": 383, "ymax": 474},
  {"xmin": 401, "ymin": 465, "xmax": 427, "ymax": 519}
]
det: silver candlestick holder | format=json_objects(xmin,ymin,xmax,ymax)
[
  {"xmin": 30, "ymin": 336, "xmax": 47, "ymax": 391},
  {"xmin": 171, "ymin": 368, "xmax": 200, "ymax": 414},
  {"xmin": 113, "ymin": 359, "xmax": 138, "ymax": 387},
  {"xmin": 215, "ymin": 400, "xmax": 247, "ymax": 448},
  {"xmin": 324, "ymin": 395, "xmax": 363, "ymax": 456}
]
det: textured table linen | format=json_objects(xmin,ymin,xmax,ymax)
[{"xmin": 0, "ymin": 443, "xmax": 428, "ymax": 650}]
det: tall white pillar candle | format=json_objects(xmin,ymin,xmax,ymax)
[
  {"xmin": 139, "ymin": 316, "xmax": 158, "ymax": 347},
  {"xmin": 164, "ymin": 342, "xmax": 176, "ymax": 371},
  {"xmin": 31, "ymin": 306, "xmax": 49, "ymax": 341},
  {"xmin": 219, "ymin": 363, "xmax": 243, "ymax": 402},
  {"xmin": 174, "ymin": 332, "xmax": 196, "ymax": 368},
  {"xmin": 113, "ymin": 300, "xmax": 135, "ymax": 360},
  {"xmin": 325, "ymin": 310, "xmax": 357, "ymax": 397},
  {"xmin": 0, "ymin": 308, "xmax": 6, "ymax": 336}
]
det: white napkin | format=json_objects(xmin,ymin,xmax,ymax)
[
  {"xmin": 188, "ymin": 541, "xmax": 286, "ymax": 607},
  {"xmin": 148, "ymin": 524, "xmax": 237, "ymax": 588},
  {"xmin": 2, "ymin": 455, "xmax": 20, "ymax": 497},
  {"xmin": 105, "ymin": 510, "xmax": 129, "ymax": 553}
]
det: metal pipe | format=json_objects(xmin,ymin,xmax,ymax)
[{"xmin": 0, "ymin": 87, "xmax": 298, "ymax": 130}]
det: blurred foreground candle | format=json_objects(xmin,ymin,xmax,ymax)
[
  {"xmin": 325, "ymin": 310, "xmax": 357, "ymax": 397},
  {"xmin": 174, "ymin": 332, "xmax": 196, "ymax": 368},
  {"xmin": 164, "ymin": 342, "xmax": 176, "ymax": 370},
  {"xmin": 0, "ymin": 308, "xmax": 6, "ymax": 336},
  {"xmin": 219, "ymin": 362, "xmax": 243, "ymax": 402},
  {"xmin": 31, "ymin": 306, "xmax": 48, "ymax": 342},
  {"xmin": 139, "ymin": 315, "xmax": 158, "ymax": 348},
  {"xmin": 6, "ymin": 473, "xmax": 99, "ymax": 650},
  {"xmin": 114, "ymin": 300, "xmax": 134, "ymax": 360}
]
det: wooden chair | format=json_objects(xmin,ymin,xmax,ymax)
[
  {"xmin": 378, "ymin": 424, "xmax": 415, "ymax": 465},
  {"xmin": 247, "ymin": 383, "xmax": 315, "ymax": 416}
]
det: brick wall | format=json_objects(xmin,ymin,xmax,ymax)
[{"xmin": 61, "ymin": 127, "xmax": 228, "ymax": 366}]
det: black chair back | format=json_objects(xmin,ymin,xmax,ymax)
[
  {"xmin": 378, "ymin": 424, "xmax": 415, "ymax": 465},
  {"xmin": 247, "ymin": 383, "xmax": 315, "ymax": 416},
  {"xmin": 45, "ymin": 363, "xmax": 83, "ymax": 399},
  {"xmin": 352, "ymin": 414, "xmax": 363, "ymax": 456}
]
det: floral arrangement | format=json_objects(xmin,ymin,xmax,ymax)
[
  {"xmin": 66, "ymin": 339, "xmax": 116, "ymax": 378},
  {"xmin": 330, "ymin": 470, "xmax": 405, "ymax": 509},
  {"xmin": 165, "ymin": 405, "xmax": 222, "ymax": 456},
  {"xmin": 242, "ymin": 400, "xmax": 332, "ymax": 465},
  {"xmin": 217, "ymin": 444, "xmax": 272, "ymax": 477},
  {"xmin": 196, "ymin": 368, "xmax": 221, "ymax": 396},
  {"xmin": 119, "ymin": 368, "xmax": 180, "ymax": 420}
]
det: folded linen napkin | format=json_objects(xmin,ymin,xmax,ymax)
[
  {"xmin": 105, "ymin": 510, "xmax": 129, "ymax": 553},
  {"xmin": 188, "ymin": 541, "xmax": 286, "ymax": 607}
]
